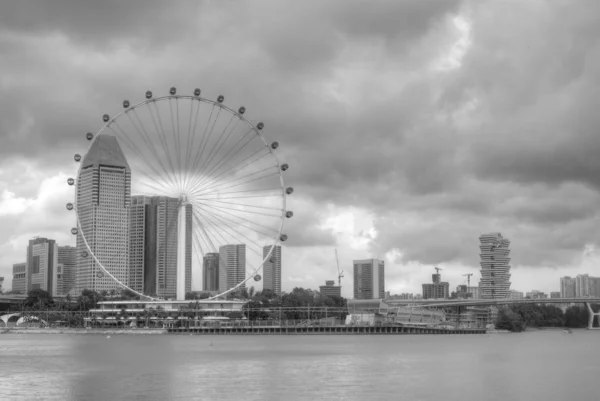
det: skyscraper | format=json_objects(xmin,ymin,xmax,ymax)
[
  {"xmin": 0, "ymin": 277, "xmax": 3, "ymax": 293},
  {"xmin": 57, "ymin": 246, "xmax": 77, "ymax": 296},
  {"xmin": 575, "ymin": 274, "xmax": 590, "ymax": 297},
  {"xmin": 219, "ymin": 244, "xmax": 246, "ymax": 293},
  {"xmin": 479, "ymin": 233, "xmax": 511, "ymax": 299},
  {"xmin": 26, "ymin": 237, "xmax": 59, "ymax": 295},
  {"xmin": 129, "ymin": 195, "xmax": 193, "ymax": 298},
  {"xmin": 353, "ymin": 259, "xmax": 385, "ymax": 299},
  {"xmin": 76, "ymin": 134, "xmax": 131, "ymax": 294},
  {"xmin": 12, "ymin": 263, "xmax": 26, "ymax": 294},
  {"xmin": 263, "ymin": 245, "xmax": 281, "ymax": 295},
  {"xmin": 560, "ymin": 276, "xmax": 576, "ymax": 298},
  {"xmin": 202, "ymin": 253, "xmax": 219, "ymax": 291}
]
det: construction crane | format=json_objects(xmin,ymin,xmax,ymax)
[
  {"xmin": 434, "ymin": 267, "xmax": 443, "ymax": 275},
  {"xmin": 335, "ymin": 249, "xmax": 344, "ymax": 287},
  {"xmin": 463, "ymin": 273, "xmax": 473, "ymax": 287}
]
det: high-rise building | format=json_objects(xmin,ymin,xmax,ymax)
[
  {"xmin": 467, "ymin": 286, "xmax": 480, "ymax": 299},
  {"xmin": 319, "ymin": 280, "xmax": 341, "ymax": 298},
  {"xmin": 57, "ymin": 246, "xmax": 76, "ymax": 296},
  {"xmin": 575, "ymin": 274, "xmax": 590, "ymax": 297},
  {"xmin": 0, "ymin": 277, "xmax": 3, "ymax": 293},
  {"xmin": 422, "ymin": 272, "xmax": 450, "ymax": 299},
  {"xmin": 27, "ymin": 237, "xmax": 59, "ymax": 296},
  {"xmin": 590, "ymin": 277, "xmax": 600, "ymax": 297},
  {"xmin": 76, "ymin": 134, "xmax": 131, "ymax": 294},
  {"xmin": 202, "ymin": 253, "xmax": 219, "ymax": 292},
  {"xmin": 263, "ymin": 245, "xmax": 281, "ymax": 296},
  {"xmin": 219, "ymin": 244, "xmax": 246, "ymax": 293},
  {"xmin": 129, "ymin": 195, "xmax": 193, "ymax": 298},
  {"xmin": 560, "ymin": 276, "xmax": 576, "ymax": 298},
  {"xmin": 353, "ymin": 259, "xmax": 385, "ymax": 299},
  {"xmin": 12, "ymin": 263, "xmax": 26, "ymax": 294},
  {"xmin": 479, "ymin": 233, "xmax": 511, "ymax": 299}
]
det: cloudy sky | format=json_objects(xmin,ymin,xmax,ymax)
[{"xmin": 1, "ymin": 0, "xmax": 600, "ymax": 297}]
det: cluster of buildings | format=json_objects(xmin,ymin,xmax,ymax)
[{"xmin": 7, "ymin": 135, "xmax": 283, "ymax": 299}]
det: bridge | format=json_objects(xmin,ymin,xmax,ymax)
[{"xmin": 385, "ymin": 297, "xmax": 600, "ymax": 329}]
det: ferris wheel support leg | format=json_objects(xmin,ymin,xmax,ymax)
[{"xmin": 177, "ymin": 202, "xmax": 187, "ymax": 300}]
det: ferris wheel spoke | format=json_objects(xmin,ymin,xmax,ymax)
[
  {"xmin": 193, "ymin": 106, "xmax": 222, "ymax": 177},
  {"xmin": 190, "ymin": 199, "xmax": 280, "ymax": 237},
  {"xmin": 107, "ymin": 124, "xmax": 173, "ymax": 193},
  {"xmin": 168, "ymin": 98, "xmax": 183, "ymax": 187},
  {"xmin": 125, "ymin": 110, "xmax": 180, "ymax": 192},
  {"xmin": 182, "ymin": 99, "xmax": 202, "ymax": 190},
  {"xmin": 149, "ymin": 100, "xmax": 182, "ymax": 191},
  {"xmin": 194, "ymin": 207, "xmax": 266, "ymax": 255},
  {"xmin": 197, "ymin": 193, "xmax": 283, "ymax": 200},
  {"xmin": 187, "ymin": 104, "xmax": 217, "ymax": 186},
  {"xmin": 193, "ymin": 198, "xmax": 283, "ymax": 219},
  {"xmin": 192, "ymin": 127, "xmax": 256, "ymax": 189},
  {"xmin": 201, "ymin": 198, "xmax": 283, "ymax": 212},
  {"xmin": 191, "ymin": 168, "xmax": 280, "ymax": 198},
  {"xmin": 195, "ymin": 115, "xmax": 239, "ymax": 182},
  {"xmin": 190, "ymin": 144, "xmax": 269, "ymax": 194}
]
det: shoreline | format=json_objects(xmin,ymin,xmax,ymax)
[{"xmin": 1, "ymin": 328, "xmax": 168, "ymax": 335}]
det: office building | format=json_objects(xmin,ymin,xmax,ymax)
[
  {"xmin": 590, "ymin": 277, "xmax": 600, "ymax": 297},
  {"xmin": 560, "ymin": 276, "xmax": 576, "ymax": 298},
  {"xmin": 319, "ymin": 280, "xmax": 341, "ymax": 298},
  {"xmin": 467, "ymin": 286, "xmax": 480, "ymax": 299},
  {"xmin": 203, "ymin": 253, "xmax": 219, "ymax": 292},
  {"xmin": 27, "ymin": 237, "xmax": 59, "ymax": 296},
  {"xmin": 0, "ymin": 277, "xmax": 3, "ymax": 293},
  {"xmin": 479, "ymin": 233, "xmax": 512, "ymax": 299},
  {"xmin": 57, "ymin": 246, "xmax": 76, "ymax": 296},
  {"xmin": 219, "ymin": 244, "xmax": 246, "ymax": 293},
  {"xmin": 263, "ymin": 245, "xmax": 281, "ymax": 296},
  {"xmin": 76, "ymin": 134, "xmax": 131, "ymax": 293},
  {"xmin": 353, "ymin": 259, "xmax": 385, "ymax": 299},
  {"xmin": 575, "ymin": 274, "xmax": 591, "ymax": 297},
  {"xmin": 422, "ymin": 272, "xmax": 450, "ymax": 299},
  {"xmin": 509, "ymin": 290, "xmax": 524, "ymax": 299},
  {"xmin": 526, "ymin": 290, "xmax": 547, "ymax": 299},
  {"xmin": 129, "ymin": 195, "xmax": 193, "ymax": 298},
  {"xmin": 550, "ymin": 291, "xmax": 561, "ymax": 299},
  {"xmin": 12, "ymin": 263, "xmax": 26, "ymax": 294}
]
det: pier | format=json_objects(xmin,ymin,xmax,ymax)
[{"xmin": 167, "ymin": 325, "xmax": 486, "ymax": 335}]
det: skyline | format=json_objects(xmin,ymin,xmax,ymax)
[{"xmin": 2, "ymin": 1, "xmax": 600, "ymax": 297}]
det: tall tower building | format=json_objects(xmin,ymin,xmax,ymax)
[
  {"xmin": 129, "ymin": 195, "xmax": 193, "ymax": 298},
  {"xmin": 353, "ymin": 259, "xmax": 385, "ymax": 299},
  {"xmin": 575, "ymin": 274, "xmax": 590, "ymax": 297},
  {"xmin": 202, "ymin": 253, "xmax": 219, "ymax": 291},
  {"xmin": 560, "ymin": 276, "xmax": 576, "ymax": 298},
  {"xmin": 27, "ymin": 237, "xmax": 59, "ymax": 296},
  {"xmin": 12, "ymin": 263, "xmax": 27, "ymax": 294},
  {"xmin": 57, "ymin": 246, "xmax": 77, "ymax": 296},
  {"xmin": 263, "ymin": 245, "xmax": 281, "ymax": 295},
  {"xmin": 479, "ymin": 233, "xmax": 511, "ymax": 299},
  {"xmin": 219, "ymin": 244, "xmax": 246, "ymax": 293},
  {"xmin": 76, "ymin": 134, "xmax": 131, "ymax": 294}
]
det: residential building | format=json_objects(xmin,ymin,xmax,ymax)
[
  {"xmin": 263, "ymin": 245, "xmax": 282, "ymax": 296},
  {"xmin": 57, "ymin": 246, "xmax": 76, "ymax": 296},
  {"xmin": 129, "ymin": 195, "xmax": 193, "ymax": 298},
  {"xmin": 12, "ymin": 263, "xmax": 26, "ymax": 294},
  {"xmin": 0, "ymin": 277, "xmax": 3, "ymax": 293},
  {"xmin": 525, "ymin": 290, "xmax": 547, "ymax": 299},
  {"xmin": 467, "ymin": 286, "xmax": 480, "ymax": 299},
  {"xmin": 575, "ymin": 274, "xmax": 591, "ymax": 297},
  {"xmin": 219, "ymin": 244, "xmax": 246, "ymax": 293},
  {"xmin": 560, "ymin": 276, "xmax": 576, "ymax": 298},
  {"xmin": 509, "ymin": 290, "xmax": 524, "ymax": 299},
  {"xmin": 76, "ymin": 134, "xmax": 131, "ymax": 294},
  {"xmin": 422, "ymin": 272, "xmax": 450, "ymax": 299},
  {"xmin": 479, "ymin": 233, "xmax": 511, "ymax": 299},
  {"xmin": 353, "ymin": 259, "xmax": 385, "ymax": 299},
  {"xmin": 590, "ymin": 277, "xmax": 600, "ymax": 297},
  {"xmin": 27, "ymin": 237, "xmax": 59, "ymax": 296},
  {"xmin": 550, "ymin": 291, "xmax": 561, "ymax": 299},
  {"xmin": 319, "ymin": 280, "xmax": 341, "ymax": 299},
  {"xmin": 202, "ymin": 253, "xmax": 219, "ymax": 292}
]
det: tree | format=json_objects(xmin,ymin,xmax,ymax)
[
  {"xmin": 496, "ymin": 307, "xmax": 525, "ymax": 332},
  {"xmin": 25, "ymin": 289, "xmax": 54, "ymax": 308}
]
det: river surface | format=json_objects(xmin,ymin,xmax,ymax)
[{"xmin": 0, "ymin": 330, "xmax": 597, "ymax": 400}]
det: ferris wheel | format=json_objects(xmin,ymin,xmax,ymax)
[{"xmin": 66, "ymin": 87, "xmax": 293, "ymax": 300}]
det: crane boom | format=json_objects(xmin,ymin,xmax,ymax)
[
  {"xmin": 462, "ymin": 273, "xmax": 473, "ymax": 287},
  {"xmin": 335, "ymin": 249, "xmax": 344, "ymax": 287},
  {"xmin": 434, "ymin": 267, "xmax": 443, "ymax": 274}
]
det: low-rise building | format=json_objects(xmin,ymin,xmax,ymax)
[
  {"xmin": 319, "ymin": 280, "xmax": 341, "ymax": 299},
  {"xmin": 550, "ymin": 291, "xmax": 561, "ymax": 298},
  {"xmin": 509, "ymin": 290, "xmax": 524, "ymax": 299}
]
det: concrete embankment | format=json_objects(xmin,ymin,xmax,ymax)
[
  {"xmin": 1, "ymin": 328, "xmax": 167, "ymax": 335},
  {"xmin": 168, "ymin": 326, "xmax": 487, "ymax": 335}
]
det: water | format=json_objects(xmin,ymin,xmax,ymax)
[{"xmin": 0, "ymin": 330, "xmax": 597, "ymax": 400}]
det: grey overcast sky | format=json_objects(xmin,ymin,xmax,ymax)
[{"xmin": 1, "ymin": 0, "xmax": 599, "ymax": 296}]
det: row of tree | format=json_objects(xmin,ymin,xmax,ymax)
[{"xmin": 496, "ymin": 304, "xmax": 598, "ymax": 332}]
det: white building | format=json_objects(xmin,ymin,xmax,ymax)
[
  {"xmin": 76, "ymin": 134, "xmax": 131, "ymax": 294},
  {"xmin": 263, "ymin": 245, "xmax": 281, "ymax": 296},
  {"xmin": 219, "ymin": 244, "xmax": 246, "ymax": 293},
  {"xmin": 353, "ymin": 259, "xmax": 385, "ymax": 299},
  {"xmin": 479, "ymin": 233, "xmax": 511, "ymax": 299}
]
